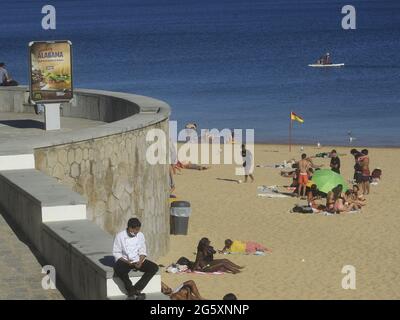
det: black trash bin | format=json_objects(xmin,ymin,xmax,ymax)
[{"xmin": 170, "ymin": 201, "xmax": 191, "ymax": 235}]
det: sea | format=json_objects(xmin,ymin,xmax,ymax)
[{"xmin": 1, "ymin": 0, "xmax": 400, "ymax": 146}]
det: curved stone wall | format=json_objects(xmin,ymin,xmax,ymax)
[{"xmin": 0, "ymin": 86, "xmax": 170, "ymax": 260}]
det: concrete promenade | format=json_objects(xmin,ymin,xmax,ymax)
[
  {"xmin": 0, "ymin": 213, "xmax": 64, "ymax": 300},
  {"xmin": 0, "ymin": 113, "xmax": 101, "ymax": 299}
]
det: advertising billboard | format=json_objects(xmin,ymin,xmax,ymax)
[{"xmin": 29, "ymin": 40, "xmax": 73, "ymax": 103}]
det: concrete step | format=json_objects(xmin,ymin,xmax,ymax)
[{"xmin": 0, "ymin": 169, "xmax": 87, "ymax": 222}]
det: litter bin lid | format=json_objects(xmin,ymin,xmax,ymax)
[{"xmin": 171, "ymin": 201, "xmax": 191, "ymax": 208}]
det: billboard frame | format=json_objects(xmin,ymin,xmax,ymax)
[{"xmin": 28, "ymin": 40, "xmax": 74, "ymax": 104}]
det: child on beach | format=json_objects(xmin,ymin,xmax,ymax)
[{"xmin": 220, "ymin": 239, "xmax": 272, "ymax": 255}]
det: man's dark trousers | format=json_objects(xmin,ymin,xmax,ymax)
[{"xmin": 114, "ymin": 259, "xmax": 159, "ymax": 295}]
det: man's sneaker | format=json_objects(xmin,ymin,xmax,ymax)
[
  {"xmin": 126, "ymin": 292, "xmax": 146, "ymax": 300},
  {"xmin": 135, "ymin": 293, "xmax": 146, "ymax": 300}
]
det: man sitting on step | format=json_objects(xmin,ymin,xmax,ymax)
[{"xmin": 113, "ymin": 218, "xmax": 159, "ymax": 300}]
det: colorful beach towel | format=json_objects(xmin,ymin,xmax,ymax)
[{"xmin": 222, "ymin": 251, "xmax": 268, "ymax": 256}]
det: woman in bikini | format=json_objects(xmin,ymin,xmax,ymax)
[
  {"xmin": 192, "ymin": 238, "xmax": 244, "ymax": 274},
  {"xmin": 161, "ymin": 280, "xmax": 205, "ymax": 300}
]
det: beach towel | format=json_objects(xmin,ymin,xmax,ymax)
[
  {"xmin": 186, "ymin": 270, "xmax": 225, "ymax": 275},
  {"xmin": 257, "ymin": 162, "xmax": 294, "ymax": 169},
  {"xmin": 290, "ymin": 209, "xmax": 361, "ymax": 215},
  {"xmin": 222, "ymin": 251, "xmax": 268, "ymax": 256},
  {"xmin": 257, "ymin": 185, "xmax": 291, "ymax": 198},
  {"xmin": 166, "ymin": 263, "xmax": 225, "ymax": 275},
  {"xmin": 320, "ymin": 210, "xmax": 361, "ymax": 216}
]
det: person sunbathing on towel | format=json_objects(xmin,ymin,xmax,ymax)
[
  {"xmin": 192, "ymin": 238, "xmax": 243, "ymax": 274},
  {"xmin": 219, "ymin": 239, "xmax": 272, "ymax": 254},
  {"xmin": 161, "ymin": 280, "xmax": 205, "ymax": 300},
  {"xmin": 175, "ymin": 160, "xmax": 210, "ymax": 171}
]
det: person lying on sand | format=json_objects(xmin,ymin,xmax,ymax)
[
  {"xmin": 161, "ymin": 280, "xmax": 205, "ymax": 300},
  {"xmin": 219, "ymin": 239, "xmax": 272, "ymax": 254},
  {"xmin": 192, "ymin": 238, "xmax": 244, "ymax": 274},
  {"xmin": 175, "ymin": 160, "xmax": 210, "ymax": 171}
]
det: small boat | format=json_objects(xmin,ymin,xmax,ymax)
[{"xmin": 308, "ymin": 63, "xmax": 345, "ymax": 68}]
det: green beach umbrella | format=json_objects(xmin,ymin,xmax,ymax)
[{"xmin": 311, "ymin": 169, "xmax": 348, "ymax": 194}]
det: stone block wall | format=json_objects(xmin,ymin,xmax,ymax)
[{"xmin": 34, "ymin": 120, "xmax": 170, "ymax": 260}]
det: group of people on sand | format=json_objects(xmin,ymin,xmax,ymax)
[
  {"xmin": 324, "ymin": 184, "xmax": 366, "ymax": 213},
  {"xmin": 303, "ymin": 183, "xmax": 364, "ymax": 214},
  {"xmin": 292, "ymin": 148, "xmax": 377, "ymax": 214},
  {"xmin": 278, "ymin": 148, "xmax": 379, "ymax": 214}
]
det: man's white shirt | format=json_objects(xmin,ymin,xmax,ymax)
[{"xmin": 113, "ymin": 230, "xmax": 147, "ymax": 263}]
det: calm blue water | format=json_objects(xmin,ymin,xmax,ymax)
[{"xmin": 1, "ymin": 0, "xmax": 400, "ymax": 146}]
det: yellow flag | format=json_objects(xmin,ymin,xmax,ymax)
[{"xmin": 291, "ymin": 112, "xmax": 304, "ymax": 123}]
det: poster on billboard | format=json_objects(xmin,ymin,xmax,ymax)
[{"xmin": 29, "ymin": 40, "xmax": 73, "ymax": 103}]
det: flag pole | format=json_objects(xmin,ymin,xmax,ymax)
[{"xmin": 289, "ymin": 111, "xmax": 292, "ymax": 152}]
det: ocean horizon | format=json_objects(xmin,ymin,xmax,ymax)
[{"xmin": 1, "ymin": 0, "xmax": 400, "ymax": 146}]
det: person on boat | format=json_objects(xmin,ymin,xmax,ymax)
[{"xmin": 317, "ymin": 53, "xmax": 331, "ymax": 65}]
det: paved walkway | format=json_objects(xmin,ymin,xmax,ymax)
[
  {"xmin": 0, "ymin": 112, "xmax": 104, "ymax": 145},
  {"xmin": 0, "ymin": 213, "xmax": 64, "ymax": 300}
]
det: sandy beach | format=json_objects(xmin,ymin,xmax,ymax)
[{"xmin": 159, "ymin": 144, "xmax": 400, "ymax": 300}]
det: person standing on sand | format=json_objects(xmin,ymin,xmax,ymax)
[
  {"xmin": 329, "ymin": 149, "xmax": 341, "ymax": 174},
  {"xmin": 241, "ymin": 144, "xmax": 254, "ymax": 183},
  {"xmin": 359, "ymin": 149, "xmax": 370, "ymax": 195},
  {"xmin": 298, "ymin": 153, "xmax": 311, "ymax": 198}
]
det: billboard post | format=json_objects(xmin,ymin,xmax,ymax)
[{"xmin": 29, "ymin": 40, "xmax": 73, "ymax": 130}]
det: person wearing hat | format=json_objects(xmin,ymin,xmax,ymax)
[
  {"xmin": 113, "ymin": 218, "xmax": 159, "ymax": 300},
  {"xmin": 0, "ymin": 62, "xmax": 18, "ymax": 86}
]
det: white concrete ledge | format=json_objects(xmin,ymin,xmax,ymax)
[
  {"xmin": 0, "ymin": 154, "xmax": 35, "ymax": 170},
  {"xmin": 42, "ymin": 205, "xmax": 87, "ymax": 222}
]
